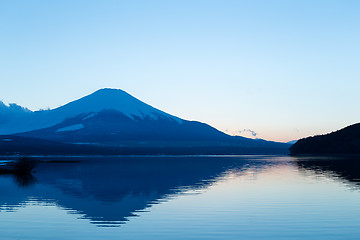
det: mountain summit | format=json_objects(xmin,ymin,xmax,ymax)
[{"xmin": 55, "ymin": 88, "xmax": 182, "ymax": 123}]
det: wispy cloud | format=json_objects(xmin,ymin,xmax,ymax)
[{"xmin": 239, "ymin": 129, "xmax": 258, "ymax": 137}]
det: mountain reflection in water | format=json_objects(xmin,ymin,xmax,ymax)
[
  {"xmin": 1, "ymin": 155, "xmax": 359, "ymax": 230},
  {"xmin": 0, "ymin": 156, "xmax": 274, "ymax": 227}
]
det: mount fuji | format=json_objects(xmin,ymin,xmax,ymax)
[{"xmin": 0, "ymin": 88, "xmax": 289, "ymax": 155}]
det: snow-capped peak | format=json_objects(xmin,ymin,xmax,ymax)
[
  {"xmin": 53, "ymin": 88, "xmax": 182, "ymax": 122},
  {"xmin": 0, "ymin": 88, "xmax": 182, "ymax": 135}
]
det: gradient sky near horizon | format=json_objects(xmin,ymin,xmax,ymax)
[{"xmin": 1, "ymin": 0, "xmax": 359, "ymax": 142}]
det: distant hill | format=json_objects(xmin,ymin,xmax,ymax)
[
  {"xmin": 286, "ymin": 140, "xmax": 298, "ymax": 145},
  {"xmin": 290, "ymin": 123, "xmax": 360, "ymax": 155},
  {"xmin": 0, "ymin": 88, "xmax": 289, "ymax": 155}
]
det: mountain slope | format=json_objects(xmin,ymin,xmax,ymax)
[
  {"xmin": 290, "ymin": 123, "xmax": 360, "ymax": 155},
  {"xmin": 17, "ymin": 109, "xmax": 231, "ymax": 143}
]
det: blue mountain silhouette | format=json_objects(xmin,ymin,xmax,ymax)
[{"xmin": 0, "ymin": 89, "xmax": 289, "ymax": 154}]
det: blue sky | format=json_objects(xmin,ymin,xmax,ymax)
[{"xmin": 1, "ymin": 0, "xmax": 359, "ymax": 142}]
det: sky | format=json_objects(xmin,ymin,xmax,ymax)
[{"xmin": 0, "ymin": 0, "xmax": 359, "ymax": 142}]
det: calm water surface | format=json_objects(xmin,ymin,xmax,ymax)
[{"xmin": 0, "ymin": 155, "xmax": 359, "ymax": 239}]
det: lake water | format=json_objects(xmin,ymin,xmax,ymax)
[{"xmin": 0, "ymin": 155, "xmax": 359, "ymax": 239}]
